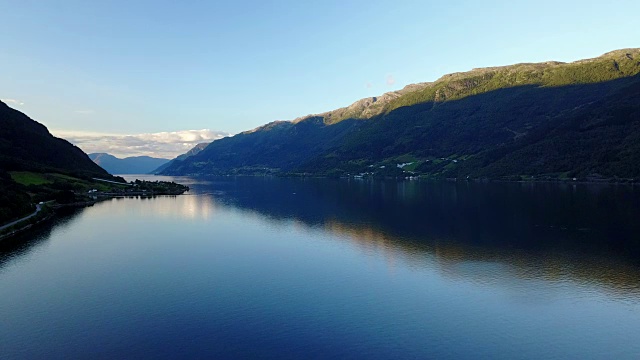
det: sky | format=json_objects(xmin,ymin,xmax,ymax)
[{"xmin": 1, "ymin": 0, "xmax": 639, "ymax": 158}]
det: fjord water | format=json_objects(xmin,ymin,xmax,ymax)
[{"xmin": 1, "ymin": 177, "xmax": 640, "ymax": 359}]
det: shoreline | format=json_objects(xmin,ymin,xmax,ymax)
[
  {"xmin": 0, "ymin": 191, "xmax": 188, "ymax": 243},
  {"xmin": 177, "ymin": 173, "xmax": 640, "ymax": 186},
  {"xmin": 2, "ymin": 174, "xmax": 635, "ymax": 242},
  {"xmin": 0, "ymin": 207, "xmax": 54, "ymax": 243}
]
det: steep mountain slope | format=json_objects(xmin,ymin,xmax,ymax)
[
  {"xmin": 308, "ymin": 75, "xmax": 640, "ymax": 179},
  {"xmin": 452, "ymin": 79, "xmax": 640, "ymax": 178},
  {"xmin": 160, "ymin": 49, "xmax": 640, "ymax": 179},
  {"xmin": 151, "ymin": 142, "xmax": 210, "ymax": 174},
  {"xmin": 89, "ymin": 153, "xmax": 169, "ymax": 174},
  {"xmin": 0, "ymin": 101, "xmax": 111, "ymax": 178},
  {"xmin": 163, "ymin": 118, "xmax": 363, "ymax": 175},
  {"xmin": 0, "ymin": 101, "xmax": 114, "ymax": 224}
]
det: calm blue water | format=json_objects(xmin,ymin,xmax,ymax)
[{"xmin": 1, "ymin": 177, "xmax": 640, "ymax": 359}]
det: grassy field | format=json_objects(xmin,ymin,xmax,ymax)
[
  {"xmin": 9, "ymin": 171, "xmax": 128, "ymax": 193},
  {"xmin": 9, "ymin": 171, "xmax": 53, "ymax": 186}
]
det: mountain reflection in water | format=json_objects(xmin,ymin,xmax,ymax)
[
  {"xmin": 125, "ymin": 176, "xmax": 640, "ymax": 301},
  {"xmin": 1, "ymin": 176, "xmax": 639, "ymax": 359}
]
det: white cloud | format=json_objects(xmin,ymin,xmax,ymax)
[
  {"xmin": 1, "ymin": 98, "xmax": 25, "ymax": 106},
  {"xmin": 51, "ymin": 129, "xmax": 229, "ymax": 159},
  {"xmin": 386, "ymin": 75, "xmax": 396, "ymax": 86}
]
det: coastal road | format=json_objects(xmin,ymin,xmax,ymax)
[{"xmin": 0, "ymin": 204, "xmax": 42, "ymax": 232}]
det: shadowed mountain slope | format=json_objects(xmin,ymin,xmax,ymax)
[
  {"xmin": 157, "ymin": 48, "xmax": 640, "ymax": 179},
  {"xmin": 0, "ymin": 101, "xmax": 114, "ymax": 225},
  {"xmin": 0, "ymin": 101, "xmax": 110, "ymax": 178},
  {"xmin": 151, "ymin": 142, "xmax": 210, "ymax": 174}
]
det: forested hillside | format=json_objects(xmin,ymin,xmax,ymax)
[
  {"xmin": 0, "ymin": 101, "xmax": 113, "ymax": 224},
  {"xmin": 161, "ymin": 49, "xmax": 640, "ymax": 180}
]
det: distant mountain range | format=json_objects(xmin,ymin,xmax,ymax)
[
  {"xmin": 89, "ymin": 153, "xmax": 169, "ymax": 174},
  {"xmin": 160, "ymin": 48, "xmax": 640, "ymax": 180}
]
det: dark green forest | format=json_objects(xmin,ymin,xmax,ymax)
[
  {"xmin": 161, "ymin": 49, "xmax": 640, "ymax": 180},
  {"xmin": 0, "ymin": 170, "xmax": 33, "ymax": 224}
]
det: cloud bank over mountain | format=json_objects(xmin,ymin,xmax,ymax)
[{"xmin": 53, "ymin": 129, "xmax": 229, "ymax": 159}]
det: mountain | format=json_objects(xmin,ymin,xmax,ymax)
[
  {"xmin": 0, "ymin": 101, "xmax": 111, "ymax": 178},
  {"xmin": 89, "ymin": 153, "xmax": 169, "ymax": 174},
  {"xmin": 0, "ymin": 101, "xmax": 113, "ymax": 224},
  {"xmin": 160, "ymin": 49, "xmax": 640, "ymax": 180},
  {"xmin": 151, "ymin": 142, "xmax": 210, "ymax": 174}
]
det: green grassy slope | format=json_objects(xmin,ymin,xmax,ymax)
[
  {"xmin": 159, "ymin": 48, "xmax": 640, "ymax": 179},
  {"xmin": 306, "ymin": 75, "xmax": 640, "ymax": 179}
]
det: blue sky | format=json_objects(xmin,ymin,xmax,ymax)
[{"xmin": 1, "ymin": 0, "xmax": 639, "ymax": 157}]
